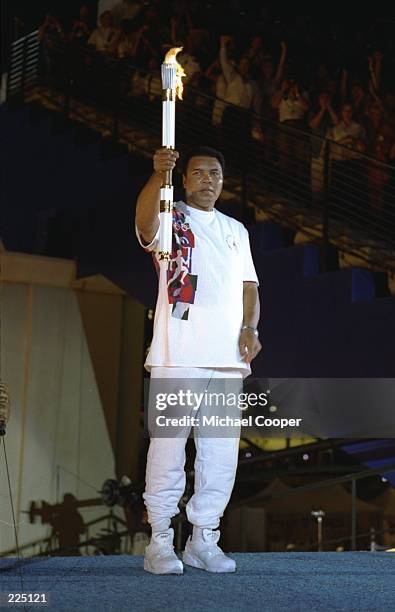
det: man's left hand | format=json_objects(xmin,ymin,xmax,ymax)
[{"xmin": 239, "ymin": 329, "xmax": 262, "ymax": 364}]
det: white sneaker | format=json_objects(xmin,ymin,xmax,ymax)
[
  {"xmin": 183, "ymin": 528, "xmax": 236, "ymax": 573},
  {"xmin": 144, "ymin": 528, "xmax": 183, "ymax": 575}
]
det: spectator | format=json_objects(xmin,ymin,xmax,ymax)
[
  {"xmin": 38, "ymin": 13, "xmax": 64, "ymax": 48},
  {"xmin": 219, "ymin": 35, "xmax": 261, "ymax": 113},
  {"xmin": 207, "ymin": 38, "xmax": 237, "ymax": 130},
  {"xmin": 350, "ymin": 80, "xmax": 370, "ymax": 124},
  {"xmin": 186, "ymin": 28, "xmax": 212, "ymax": 72},
  {"xmin": 271, "ymin": 77, "xmax": 310, "ymax": 193},
  {"xmin": 177, "ymin": 32, "xmax": 202, "ymax": 89},
  {"xmin": 309, "ymin": 91, "xmax": 339, "ymax": 205},
  {"xmin": 256, "ymin": 42, "xmax": 287, "ymax": 170},
  {"xmin": 116, "ymin": 19, "xmax": 136, "ymax": 59},
  {"xmin": 210, "ymin": 70, "xmax": 227, "ymax": 129},
  {"xmin": 111, "ymin": 0, "xmax": 142, "ymax": 27},
  {"xmin": 38, "ymin": 13, "xmax": 65, "ymax": 79},
  {"xmin": 329, "ymin": 102, "xmax": 366, "ymax": 158},
  {"xmin": 309, "ymin": 62, "xmax": 331, "ymax": 105},
  {"xmin": 328, "ymin": 102, "xmax": 366, "ymax": 227},
  {"xmin": 258, "ymin": 41, "xmax": 287, "ymax": 118},
  {"xmin": 127, "ymin": 24, "xmax": 156, "ymax": 66},
  {"xmin": 143, "ymin": 58, "xmax": 162, "ymax": 101},
  {"xmin": 368, "ymin": 50, "xmax": 383, "ymax": 101},
  {"xmin": 340, "ymin": 68, "xmax": 370, "ymax": 124},
  {"xmin": 143, "ymin": 6, "xmax": 171, "ymax": 56},
  {"xmin": 246, "ymin": 35, "xmax": 267, "ymax": 79},
  {"xmin": 272, "ymin": 77, "xmax": 310, "ymax": 124},
  {"xmin": 364, "ymin": 101, "xmax": 395, "ymax": 214},
  {"xmin": 218, "ymin": 35, "xmax": 262, "ymax": 164},
  {"xmin": 88, "ymin": 11, "xmax": 118, "ymax": 53},
  {"xmin": 70, "ymin": 5, "xmax": 92, "ymax": 45}
]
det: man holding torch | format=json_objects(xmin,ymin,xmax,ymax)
[{"xmin": 135, "ymin": 50, "xmax": 261, "ymax": 575}]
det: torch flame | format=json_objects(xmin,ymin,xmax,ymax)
[{"xmin": 164, "ymin": 46, "xmax": 186, "ymax": 100}]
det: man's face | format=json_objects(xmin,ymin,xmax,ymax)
[
  {"xmin": 342, "ymin": 104, "xmax": 353, "ymax": 123},
  {"xmin": 319, "ymin": 92, "xmax": 330, "ymax": 106},
  {"xmin": 370, "ymin": 103, "xmax": 382, "ymax": 120},
  {"xmin": 100, "ymin": 12, "xmax": 113, "ymax": 28},
  {"xmin": 251, "ymin": 36, "xmax": 263, "ymax": 51},
  {"xmin": 351, "ymin": 84, "xmax": 363, "ymax": 100},
  {"xmin": 239, "ymin": 57, "xmax": 250, "ymax": 78},
  {"xmin": 183, "ymin": 156, "xmax": 223, "ymax": 211}
]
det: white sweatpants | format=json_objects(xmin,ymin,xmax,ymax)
[{"xmin": 143, "ymin": 366, "xmax": 242, "ymax": 532}]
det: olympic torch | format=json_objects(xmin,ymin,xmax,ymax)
[{"xmin": 159, "ymin": 47, "xmax": 185, "ymax": 263}]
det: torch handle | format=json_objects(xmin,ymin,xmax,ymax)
[
  {"xmin": 159, "ymin": 64, "xmax": 177, "ymax": 262},
  {"xmin": 164, "ymin": 168, "xmax": 172, "ymax": 187}
]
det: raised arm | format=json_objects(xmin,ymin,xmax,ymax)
[
  {"xmin": 135, "ymin": 149, "xmax": 179, "ymax": 244},
  {"xmin": 219, "ymin": 35, "xmax": 236, "ymax": 84},
  {"xmin": 274, "ymin": 41, "xmax": 287, "ymax": 85},
  {"xmin": 368, "ymin": 52, "xmax": 383, "ymax": 101}
]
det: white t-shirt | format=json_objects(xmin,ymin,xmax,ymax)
[{"xmin": 135, "ymin": 201, "xmax": 259, "ymax": 377}]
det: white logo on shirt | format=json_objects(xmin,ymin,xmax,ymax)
[{"xmin": 226, "ymin": 235, "xmax": 239, "ymax": 252}]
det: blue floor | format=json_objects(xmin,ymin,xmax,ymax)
[{"xmin": 1, "ymin": 553, "xmax": 395, "ymax": 611}]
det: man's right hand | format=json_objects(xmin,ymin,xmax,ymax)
[{"xmin": 153, "ymin": 148, "xmax": 179, "ymax": 177}]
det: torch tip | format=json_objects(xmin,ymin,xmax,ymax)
[{"xmin": 164, "ymin": 47, "xmax": 184, "ymax": 63}]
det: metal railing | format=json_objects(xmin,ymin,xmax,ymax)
[
  {"xmin": 6, "ymin": 37, "xmax": 395, "ymax": 272},
  {"xmin": 6, "ymin": 30, "xmax": 40, "ymax": 100},
  {"xmin": 233, "ymin": 460, "xmax": 395, "ymax": 552}
]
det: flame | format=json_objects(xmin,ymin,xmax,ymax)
[{"xmin": 164, "ymin": 46, "xmax": 186, "ymax": 100}]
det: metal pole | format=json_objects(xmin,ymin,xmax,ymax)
[
  {"xmin": 317, "ymin": 516, "xmax": 323, "ymax": 552},
  {"xmin": 21, "ymin": 30, "xmax": 28, "ymax": 103},
  {"xmin": 321, "ymin": 139, "xmax": 330, "ymax": 272},
  {"xmin": 311, "ymin": 510, "xmax": 325, "ymax": 551},
  {"xmin": 370, "ymin": 526, "xmax": 376, "ymax": 552},
  {"xmin": 351, "ymin": 478, "xmax": 356, "ymax": 550}
]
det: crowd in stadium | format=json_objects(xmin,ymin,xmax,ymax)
[
  {"xmin": 37, "ymin": 2, "xmax": 395, "ymax": 163},
  {"xmin": 36, "ymin": 1, "xmax": 395, "ymax": 215}
]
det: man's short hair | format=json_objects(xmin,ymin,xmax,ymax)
[{"xmin": 179, "ymin": 146, "xmax": 225, "ymax": 175}]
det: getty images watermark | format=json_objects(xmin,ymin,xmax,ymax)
[
  {"xmin": 144, "ymin": 378, "xmax": 304, "ymax": 438},
  {"xmin": 154, "ymin": 389, "xmax": 302, "ymax": 429}
]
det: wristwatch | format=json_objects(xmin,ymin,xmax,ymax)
[{"xmin": 241, "ymin": 325, "xmax": 259, "ymax": 337}]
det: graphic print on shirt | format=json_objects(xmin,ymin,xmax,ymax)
[{"xmin": 166, "ymin": 209, "xmax": 197, "ymax": 320}]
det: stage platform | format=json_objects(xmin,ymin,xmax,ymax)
[{"xmin": 1, "ymin": 552, "xmax": 394, "ymax": 611}]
